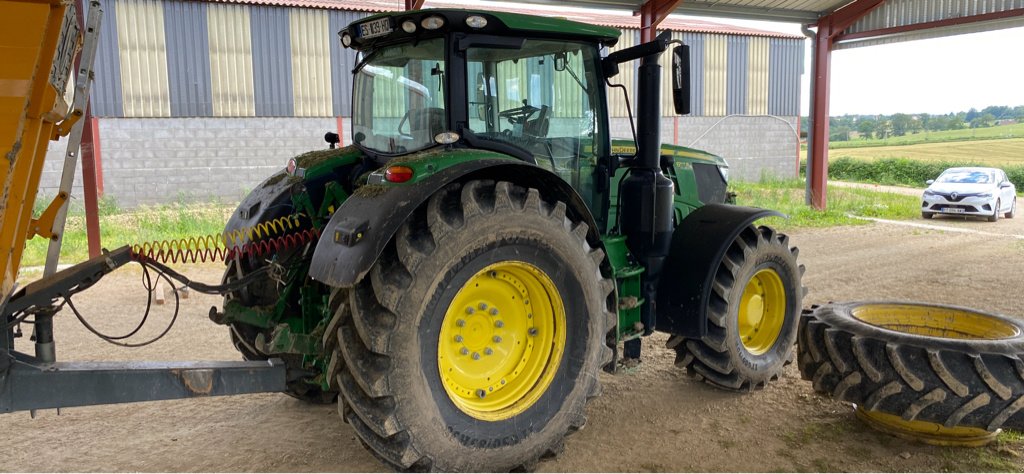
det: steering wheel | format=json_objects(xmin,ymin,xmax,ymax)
[{"xmin": 497, "ymin": 103, "xmax": 541, "ymax": 125}]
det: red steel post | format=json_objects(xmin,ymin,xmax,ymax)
[
  {"xmin": 807, "ymin": 0, "xmax": 886, "ymax": 210},
  {"xmin": 80, "ymin": 111, "xmax": 102, "ymax": 257},
  {"xmin": 808, "ymin": 16, "xmax": 831, "ymax": 210}
]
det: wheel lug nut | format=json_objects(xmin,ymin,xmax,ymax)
[
  {"xmin": 489, "ymin": 308, "xmax": 499, "ymax": 316},
  {"xmin": 495, "ymin": 320, "xmax": 504, "ymax": 328},
  {"xmin": 454, "ymin": 335, "xmax": 463, "ymax": 343},
  {"xmin": 528, "ymin": 328, "xmax": 538, "ymax": 336},
  {"xmin": 460, "ymin": 347, "xmax": 469, "ymax": 355},
  {"xmin": 484, "ymin": 347, "xmax": 493, "ymax": 355},
  {"xmin": 472, "ymin": 352, "xmax": 481, "ymax": 360},
  {"xmin": 465, "ymin": 307, "xmax": 474, "ymax": 315},
  {"xmin": 479, "ymin": 302, "xmax": 488, "ymax": 310},
  {"xmin": 492, "ymin": 335, "xmax": 502, "ymax": 343},
  {"xmin": 456, "ymin": 319, "xmax": 466, "ymax": 327},
  {"xmin": 476, "ymin": 389, "xmax": 486, "ymax": 398}
]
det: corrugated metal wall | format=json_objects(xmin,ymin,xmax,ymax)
[
  {"xmin": 208, "ymin": 3, "xmax": 255, "ymax": 116},
  {"xmin": 290, "ymin": 9, "xmax": 333, "ymax": 116},
  {"xmin": 90, "ymin": 1, "xmax": 804, "ymax": 119},
  {"xmin": 747, "ymin": 36, "xmax": 769, "ymax": 115},
  {"xmin": 91, "ymin": 0, "xmax": 123, "ymax": 116},
  {"xmin": 164, "ymin": 0, "xmax": 212, "ymax": 116},
  {"xmin": 327, "ymin": 10, "xmax": 367, "ymax": 117},
  {"xmin": 605, "ymin": 29, "xmax": 638, "ymax": 118},
  {"xmin": 251, "ymin": 6, "xmax": 294, "ymax": 116},
  {"xmin": 703, "ymin": 34, "xmax": 728, "ymax": 116},
  {"xmin": 116, "ymin": 0, "xmax": 171, "ymax": 117},
  {"xmin": 725, "ymin": 35, "xmax": 747, "ymax": 115}
]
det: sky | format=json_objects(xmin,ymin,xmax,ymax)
[
  {"xmin": 444, "ymin": 0, "xmax": 1024, "ymax": 118},
  {"xmin": 705, "ymin": 18, "xmax": 1024, "ymax": 117}
]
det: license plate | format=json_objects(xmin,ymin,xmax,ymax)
[
  {"xmin": 941, "ymin": 207, "xmax": 965, "ymax": 214},
  {"xmin": 357, "ymin": 18, "xmax": 392, "ymax": 39}
]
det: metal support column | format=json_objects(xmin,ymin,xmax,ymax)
[
  {"xmin": 404, "ymin": 0, "xmax": 424, "ymax": 10},
  {"xmin": 638, "ymin": 0, "xmax": 684, "ymax": 43},
  {"xmin": 806, "ymin": 0, "xmax": 886, "ymax": 209}
]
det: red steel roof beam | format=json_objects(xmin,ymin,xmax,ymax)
[
  {"xmin": 806, "ymin": 0, "xmax": 885, "ymax": 209},
  {"xmin": 638, "ymin": 0, "xmax": 685, "ymax": 43},
  {"xmin": 836, "ymin": 8, "xmax": 1024, "ymax": 43},
  {"xmin": 405, "ymin": 0, "xmax": 424, "ymax": 10}
]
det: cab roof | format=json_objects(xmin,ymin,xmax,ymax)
[{"xmin": 343, "ymin": 8, "xmax": 621, "ymax": 51}]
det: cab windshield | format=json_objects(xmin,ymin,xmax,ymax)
[{"xmin": 352, "ymin": 38, "xmax": 447, "ymax": 155}]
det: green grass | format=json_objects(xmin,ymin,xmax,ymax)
[
  {"xmin": 816, "ymin": 157, "xmax": 1024, "ymax": 192},
  {"xmin": 731, "ymin": 178, "xmax": 920, "ymax": 231},
  {"xmin": 18, "ymin": 178, "xmax": 920, "ymax": 270},
  {"xmin": 20, "ymin": 199, "xmax": 233, "ymax": 270},
  {"xmin": 829, "ymin": 122, "xmax": 1024, "ymax": 150}
]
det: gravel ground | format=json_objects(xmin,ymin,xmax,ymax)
[{"xmin": 3, "ymin": 214, "xmax": 1024, "ymax": 472}]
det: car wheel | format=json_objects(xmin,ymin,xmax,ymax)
[
  {"xmin": 988, "ymin": 199, "xmax": 1000, "ymax": 222},
  {"xmin": 921, "ymin": 212, "xmax": 934, "ymax": 219},
  {"xmin": 1006, "ymin": 198, "xmax": 1016, "ymax": 219}
]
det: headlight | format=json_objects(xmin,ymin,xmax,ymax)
[
  {"xmin": 402, "ymin": 20, "xmax": 417, "ymax": 33},
  {"xmin": 923, "ymin": 190, "xmax": 937, "ymax": 196},
  {"xmin": 341, "ymin": 33, "xmax": 352, "ymax": 47},
  {"xmin": 977, "ymin": 192, "xmax": 993, "ymax": 199},
  {"xmin": 421, "ymin": 16, "xmax": 445, "ymax": 30},
  {"xmin": 718, "ymin": 166, "xmax": 729, "ymax": 183},
  {"xmin": 466, "ymin": 16, "xmax": 488, "ymax": 28}
]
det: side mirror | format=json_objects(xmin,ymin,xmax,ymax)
[
  {"xmin": 554, "ymin": 52, "xmax": 567, "ymax": 72},
  {"xmin": 1000, "ymin": 181, "xmax": 1012, "ymax": 188},
  {"xmin": 671, "ymin": 45, "xmax": 690, "ymax": 115},
  {"xmin": 926, "ymin": 179, "xmax": 935, "ymax": 185}
]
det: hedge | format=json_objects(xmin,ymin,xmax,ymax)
[{"xmin": 801, "ymin": 157, "xmax": 1024, "ymax": 192}]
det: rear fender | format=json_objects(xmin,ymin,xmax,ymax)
[
  {"xmin": 655, "ymin": 204, "xmax": 783, "ymax": 338},
  {"xmin": 308, "ymin": 160, "xmax": 602, "ymax": 288}
]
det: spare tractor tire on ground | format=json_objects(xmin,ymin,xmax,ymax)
[
  {"xmin": 329, "ymin": 180, "xmax": 615, "ymax": 471},
  {"xmin": 669, "ymin": 225, "xmax": 804, "ymax": 391},
  {"xmin": 799, "ymin": 302, "xmax": 1024, "ymax": 432}
]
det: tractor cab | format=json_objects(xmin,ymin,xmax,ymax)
[{"xmin": 342, "ymin": 10, "xmax": 618, "ymax": 215}]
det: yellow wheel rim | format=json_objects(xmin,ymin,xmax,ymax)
[
  {"xmin": 851, "ymin": 304, "xmax": 1020, "ymax": 339},
  {"xmin": 438, "ymin": 261, "xmax": 566, "ymax": 421},
  {"xmin": 855, "ymin": 406, "xmax": 999, "ymax": 447},
  {"xmin": 738, "ymin": 268, "xmax": 787, "ymax": 355}
]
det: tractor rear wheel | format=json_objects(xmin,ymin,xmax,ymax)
[
  {"xmin": 670, "ymin": 225, "xmax": 803, "ymax": 391},
  {"xmin": 329, "ymin": 180, "xmax": 615, "ymax": 471},
  {"xmin": 799, "ymin": 302, "xmax": 1024, "ymax": 431}
]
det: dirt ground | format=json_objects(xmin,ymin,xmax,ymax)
[{"xmin": 3, "ymin": 209, "xmax": 1024, "ymax": 472}]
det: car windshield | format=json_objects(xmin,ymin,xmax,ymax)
[
  {"xmin": 936, "ymin": 170, "xmax": 994, "ymax": 184},
  {"xmin": 351, "ymin": 39, "xmax": 447, "ymax": 155}
]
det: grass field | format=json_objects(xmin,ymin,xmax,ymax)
[
  {"xmin": 828, "ymin": 122, "xmax": 1024, "ymax": 149},
  {"xmin": 828, "ymin": 138, "xmax": 1024, "ymax": 166},
  {"xmin": 731, "ymin": 179, "xmax": 919, "ymax": 231},
  {"xmin": 20, "ymin": 202, "xmax": 233, "ymax": 271},
  {"xmin": 17, "ymin": 180, "xmax": 919, "ymax": 270}
]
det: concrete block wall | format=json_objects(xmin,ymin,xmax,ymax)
[
  {"xmin": 40, "ymin": 117, "xmax": 351, "ymax": 207},
  {"xmin": 610, "ymin": 116, "xmax": 800, "ymax": 182},
  {"xmin": 39, "ymin": 115, "xmax": 796, "ymax": 208}
]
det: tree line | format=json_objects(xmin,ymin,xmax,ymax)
[{"xmin": 800, "ymin": 105, "xmax": 1024, "ymax": 141}]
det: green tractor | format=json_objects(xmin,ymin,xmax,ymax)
[{"xmin": 217, "ymin": 9, "xmax": 803, "ymax": 471}]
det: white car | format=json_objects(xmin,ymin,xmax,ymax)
[{"xmin": 922, "ymin": 167, "xmax": 1017, "ymax": 221}]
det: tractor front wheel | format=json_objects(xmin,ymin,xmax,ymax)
[
  {"xmin": 671, "ymin": 225, "xmax": 804, "ymax": 391},
  {"xmin": 330, "ymin": 180, "xmax": 614, "ymax": 471}
]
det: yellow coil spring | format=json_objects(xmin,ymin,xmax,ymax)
[{"xmin": 131, "ymin": 214, "xmax": 314, "ymax": 264}]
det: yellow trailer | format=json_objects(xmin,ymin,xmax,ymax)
[{"xmin": 0, "ymin": 0, "xmax": 79, "ymax": 301}]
